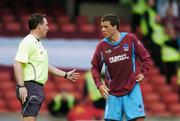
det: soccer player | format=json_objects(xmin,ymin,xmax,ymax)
[
  {"xmin": 14, "ymin": 13, "xmax": 79, "ymax": 121},
  {"xmin": 91, "ymin": 14, "xmax": 152, "ymax": 121}
]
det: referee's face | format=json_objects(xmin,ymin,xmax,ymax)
[{"xmin": 39, "ymin": 18, "xmax": 49, "ymax": 38}]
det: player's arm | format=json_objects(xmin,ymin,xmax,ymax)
[
  {"xmin": 91, "ymin": 45, "xmax": 110, "ymax": 99},
  {"xmin": 132, "ymin": 34, "xmax": 153, "ymax": 81},
  {"xmin": 48, "ymin": 64, "xmax": 79, "ymax": 82},
  {"xmin": 91, "ymin": 45, "xmax": 103, "ymax": 88},
  {"xmin": 14, "ymin": 61, "xmax": 27, "ymax": 104}
]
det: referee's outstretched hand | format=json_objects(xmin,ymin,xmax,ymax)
[{"xmin": 66, "ymin": 69, "xmax": 80, "ymax": 82}]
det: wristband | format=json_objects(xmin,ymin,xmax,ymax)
[
  {"xmin": 64, "ymin": 72, "xmax": 67, "ymax": 78},
  {"xmin": 17, "ymin": 84, "xmax": 25, "ymax": 88}
]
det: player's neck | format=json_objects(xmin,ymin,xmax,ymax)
[{"xmin": 109, "ymin": 31, "xmax": 120, "ymax": 42}]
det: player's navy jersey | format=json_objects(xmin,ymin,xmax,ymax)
[{"xmin": 91, "ymin": 32, "xmax": 152, "ymax": 96}]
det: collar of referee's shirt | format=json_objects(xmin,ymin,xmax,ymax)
[
  {"xmin": 35, "ymin": 37, "xmax": 40, "ymax": 41},
  {"xmin": 30, "ymin": 34, "xmax": 40, "ymax": 41}
]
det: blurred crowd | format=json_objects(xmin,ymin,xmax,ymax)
[
  {"xmin": 48, "ymin": 70, "xmax": 105, "ymax": 120},
  {"xmin": 122, "ymin": 0, "xmax": 180, "ymax": 85}
]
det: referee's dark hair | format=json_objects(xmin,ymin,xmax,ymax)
[
  {"xmin": 28, "ymin": 13, "xmax": 46, "ymax": 30},
  {"xmin": 101, "ymin": 14, "xmax": 120, "ymax": 29}
]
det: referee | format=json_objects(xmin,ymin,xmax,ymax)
[{"xmin": 14, "ymin": 13, "xmax": 79, "ymax": 121}]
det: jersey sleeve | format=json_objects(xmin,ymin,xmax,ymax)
[
  {"xmin": 91, "ymin": 44, "xmax": 104, "ymax": 88},
  {"xmin": 15, "ymin": 39, "xmax": 33, "ymax": 63},
  {"xmin": 132, "ymin": 34, "xmax": 153, "ymax": 75}
]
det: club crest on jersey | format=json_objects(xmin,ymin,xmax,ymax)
[
  {"xmin": 105, "ymin": 49, "xmax": 112, "ymax": 54},
  {"xmin": 123, "ymin": 44, "xmax": 129, "ymax": 51}
]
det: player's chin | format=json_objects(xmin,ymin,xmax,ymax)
[
  {"xmin": 136, "ymin": 80, "xmax": 143, "ymax": 83},
  {"xmin": 103, "ymin": 34, "xmax": 109, "ymax": 38},
  {"xmin": 102, "ymin": 33, "xmax": 107, "ymax": 37}
]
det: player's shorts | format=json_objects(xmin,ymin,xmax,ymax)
[
  {"xmin": 16, "ymin": 81, "xmax": 44, "ymax": 117},
  {"xmin": 104, "ymin": 83, "xmax": 145, "ymax": 121}
]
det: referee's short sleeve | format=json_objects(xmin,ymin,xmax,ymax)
[{"xmin": 15, "ymin": 40, "xmax": 33, "ymax": 63}]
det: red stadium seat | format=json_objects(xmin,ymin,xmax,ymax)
[
  {"xmin": 53, "ymin": 77, "xmax": 70, "ymax": 85},
  {"xmin": 156, "ymin": 85, "xmax": 173, "ymax": 95},
  {"xmin": 20, "ymin": 14, "xmax": 29, "ymax": 23},
  {"xmin": 21, "ymin": 22, "xmax": 29, "ymax": 32},
  {"xmin": 48, "ymin": 22, "xmax": 58, "ymax": 32},
  {"xmin": 72, "ymin": 91, "xmax": 83, "ymax": 101},
  {"xmin": 141, "ymin": 83, "xmax": 154, "ymax": 94},
  {"xmin": 0, "ymin": 71, "xmax": 11, "ymax": 81},
  {"xmin": 0, "ymin": 99, "xmax": 7, "ymax": 111},
  {"xmin": 4, "ymin": 91, "xmax": 17, "ymax": 100},
  {"xmin": 39, "ymin": 101, "xmax": 48, "ymax": 113},
  {"xmin": 150, "ymin": 75, "xmax": 166, "ymax": 86},
  {"xmin": 161, "ymin": 92, "xmax": 179, "ymax": 104},
  {"xmin": 56, "ymin": 83, "xmax": 75, "ymax": 92},
  {"xmin": 153, "ymin": 111, "xmax": 172, "ymax": 116},
  {"xmin": 93, "ymin": 16, "xmax": 101, "ymax": 26},
  {"xmin": 169, "ymin": 103, "xmax": 180, "ymax": 112},
  {"xmin": 76, "ymin": 16, "xmax": 89, "ymax": 25},
  {"xmin": 2, "ymin": 14, "xmax": 15, "ymax": 22},
  {"xmin": 169, "ymin": 103, "xmax": 180, "ymax": 116},
  {"xmin": 7, "ymin": 100, "xmax": 21, "ymax": 112},
  {"xmin": 44, "ymin": 90, "xmax": 58, "ymax": 103},
  {"xmin": 147, "ymin": 66, "xmax": 160, "ymax": 77},
  {"xmin": 79, "ymin": 24, "xmax": 95, "ymax": 33},
  {"xmin": 0, "ymin": 81, "xmax": 15, "ymax": 92},
  {"xmin": 44, "ymin": 81, "xmax": 57, "ymax": 92},
  {"xmin": 149, "ymin": 102, "xmax": 167, "ymax": 114},
  {"xmin": 68, "ymin": 103, "xmax": 96, "ymax": 121},
  {"xmin": 143, "ymin": 93, "xmax": 160, "ymax": 104},
  {"xmin": 170, "ymin": 76, "xmax": 179, "ymax": 92},
  {"xmin": 4, "ymin": 21, "xmax": 21, "ymax": 32},
  {"xmin": 119, "ymin": 24, "xmax": 131, "ymax": 32},
  {"xmin": 57, "ymin": 15, "xmax": 71, "ymax": 24},
  {"xmin": 60, "ymin": 23, "xmax": 76, "ymax": 33}
]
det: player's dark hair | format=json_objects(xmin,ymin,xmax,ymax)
[
  {"xmin": 101, "ymin": 14, "xmax": 120, "ymax": 29},
  {"xmin": 28, "ymin": 13, "xmax": 46, "ymax": 30}
]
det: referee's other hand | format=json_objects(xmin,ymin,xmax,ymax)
[{"xmin": 19, "ymin": 87, "xmax": 28, "ymax": 104}]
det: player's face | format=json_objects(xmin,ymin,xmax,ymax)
[
  {"xmin": 101, "ymin": 21, "xmax": 116, "ymax": 38},
  {"xmin": 39, "ymin": 18, "xmax": 49, "ymax": 38}
]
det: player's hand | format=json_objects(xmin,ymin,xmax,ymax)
[
  {"xmin": 19, "ymin": 87, "xmax": 27, "ymax": 104},
  {"xmin": 136, "ymin": 73, "xmax": 144, "ymax": 83},
  {"xmin": 67, "ymin": 69, "xmax": 80, "ymax": 82},
  {"xmin": 99, "ymin": 83, "xmax": 110, "ymax": 99}
]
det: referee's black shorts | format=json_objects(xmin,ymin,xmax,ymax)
[{"xmin": 16, "ymin": 81, "xmax": 44, "ymax": 117}]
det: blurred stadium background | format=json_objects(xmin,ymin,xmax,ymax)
[{"xmin": 0, "ymin": 0, "xmax": 180, "ymax": 121}]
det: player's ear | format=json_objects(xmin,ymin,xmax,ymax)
[{"xmin": 113, "ymin": 25, "xmax": 117, "ymax": 30}]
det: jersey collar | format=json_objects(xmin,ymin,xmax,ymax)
[{"xmin": 102, "ymin": 32, "xmax": 128, "ymax": 46}]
